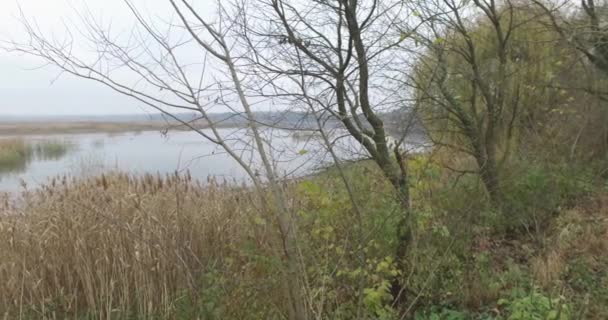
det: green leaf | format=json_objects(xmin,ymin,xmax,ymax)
[
  {"xmin": 253, "ymin": 216, "xmax": 266, "ymax": 226},
  {"xmin": 547, "ymin": 310, "xmax": 558, "ymax": 320}
]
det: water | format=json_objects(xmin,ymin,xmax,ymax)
[{"xmin": 0, "ymin": 128, "xmax": 344, "ymax": 192}]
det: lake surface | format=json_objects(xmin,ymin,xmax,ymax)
[
  {"xmin": 0, "ymin": 128, "xmax": 430, "ymax": 193},
  {"xmin": 0, "ymin": 128, "xmax": 357, "ymax": 192}
]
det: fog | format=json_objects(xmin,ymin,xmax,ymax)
[{"xmin": 0, "ymin": 0, "xmax": 214, "ymax": 116}]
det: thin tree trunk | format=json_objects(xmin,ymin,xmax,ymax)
[
  {"xmin": 382, "ymin": 154, "xmax": 412, "ymax": 306},
  {"xmin": 480, "ymin": 161, "xmax": 501, "ymax": 205},
  {"xmin": 224, "ymin": 49, "xmax": 308, "ymax": 320}
]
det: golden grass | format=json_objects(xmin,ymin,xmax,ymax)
[
  {"xmin": 531, "ymin": 250, "xmax": 565, "ymax": 288},
  {"xmin": 0, "ymin": 163, "xmax": 399, "ymax": 319},
  {"xmin": 0, "ymin": 173, "xmax": 283, "ymax": 319}
]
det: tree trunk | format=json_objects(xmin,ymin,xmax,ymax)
[
  {"xmin": 480, "ymin": 159, "xmax": 501, "ymax": 206},
  {"xmin": 381, "ymin": 157, "xmax": 412, "ymax": 307},
  {"xmin": 470, "ymin": 126, "xmax": 502, "ymax": 207},
  {"xmin": 477, "ymin": 144, "xmax": 502, "ymax": 207},
  {"xmin": 225, "ymin": 49, "xmax": 309, "ymax": 320}
]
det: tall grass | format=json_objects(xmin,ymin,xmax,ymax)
[
  {"xmin": 0, "ymin": 158, "xmax": 605, "ymax": 319},
  {"xmin": 0, "ymin": 164, "xmax": 400, "ymax": 319},
  {"xmin": 0, "ymin": 173, "xmax": 281, "ymax": 319}
]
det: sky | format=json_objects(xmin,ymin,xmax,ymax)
[{"xmin": 0, "ymin": 0, "xmax": 213, "ymax": 116}]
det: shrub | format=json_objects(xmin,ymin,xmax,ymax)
[
  {"xmin": 500, "ymin": 160, "xmax": 596, "ymax": 232},
  {"xmin": 414, "ymin": 306, "xmax": 469, "ymax": 320},
  {"xmin": 499, "ymin": 288, "xmax": 570, "ymax": 320}
]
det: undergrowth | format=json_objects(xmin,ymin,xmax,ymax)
[{"xmin": 0, "ymin": 155, "xmax": 606, "ymax": 319}]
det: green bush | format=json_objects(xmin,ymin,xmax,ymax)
[
  {"xmin": 501, "ymin": 161, "xmax": 596, "ymax": 231},
  {"xmin": 499, "ymin": 289, "xmax": 570, "ymax": 320},
  {"xmin": 414, "ymin": 306, "xmax": 469, "ymax": 320}
]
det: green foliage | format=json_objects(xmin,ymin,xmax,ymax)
[
  {"xmin": 295, "ymin": 164, "xmax": 405, "ymax": 319},
  {"xmin": 363, "ymin": 280, "xmax": 398, "ymax": 320},
  {"xmin": 564, "ymin": 253, "xmax": 608, "ymax": 318},
  {"xmin": 362, "ymin": 256, "xmax": 400, "ymax": 318},
  {"xmin": 174, "ymin": 270, "xmax": 225, "ymax": 320},
  {"xmin": 501, "ymin": 160, "xmax": 596, "ymax": 230},
  {"xmin": 415, "ymin": 306, "xmax": 469, "ymax": 320},
  {"xmin": 498, "ymin": 289, "xmax": 570, "ymax": 320},
  {"xmin": 414, "ymin": 5, "xmax": 578, "ymax": 150}
]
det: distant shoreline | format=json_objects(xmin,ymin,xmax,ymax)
[{"xmin": 0, "ymin": 121, "xmax": 234, "ymax": 136}]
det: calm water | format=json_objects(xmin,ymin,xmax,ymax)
[{"xmin": 0, "ymin": 128, "xmax": 347, "ymax": 192}]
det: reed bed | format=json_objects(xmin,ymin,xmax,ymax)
[
  {"xmin": 33, "ymin": 140, "xmax": 74, "ymax": 160},
  {"xmin": 0, "ymin": 173, "xmax": 284, "ymax": 319},
  {"xmin": 0, "ymin": 139, "xmax": 74, "ymax": 175},
  {"xmin": 0, "ymin": 139, "xmax": 32, "ymax": 172},
  {"xmin": 0, "ymin": 164, "xmax": 396, "ymax": 319}
]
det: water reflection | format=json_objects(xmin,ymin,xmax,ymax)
[
  {"xmin": 91, "ymin": 138, "xmax": 105, "ymax": 149},
  {"xmin": 0, "ymin": 156, "xmax": 29, "ymax": 175},
  {"xmin": 0, "ymin": 139, "xmax": 75, "ymax": 176},
  {"xmin": 33, "ymin": 140, "xmax": 76, "ymax": 160}
]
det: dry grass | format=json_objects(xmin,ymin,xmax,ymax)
[
  {"xmin": 531, "ymin": 196, "xmax": 608, "ymax": 319},
  {"xmin": 0, "ymin": 162, "xmax": 396, "ymax": 320},
  {"xmin": 0, "ymin": 173, "xmax": 283, "ymax": 319},
  {"xmin": 531, "ymin": 250, "xmax": 565, "ymax": 288}
]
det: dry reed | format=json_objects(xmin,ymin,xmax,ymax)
[{"xmin": 0, "ymin": 172, "xmax": 282, "ymax": 319}]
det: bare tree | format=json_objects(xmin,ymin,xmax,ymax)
[
  {"xmin": 5, "ymin": 0, "xmax": 436, "ymax": 313},
  {"xmin": 227, "ymin": 0, "xmax": 426, "ymax": 304},
  {"xmin": 5, "ymin": 1, "xmax": 310, "ymax": 319}
]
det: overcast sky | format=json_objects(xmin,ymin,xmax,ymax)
[{"xmin": 0, "ymin": 0, "xmax": 213, "ymax": 116}]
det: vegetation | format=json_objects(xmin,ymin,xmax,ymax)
[
  {"xmin": 0, "ymin": 139, "xmax": 75, "ymax": 175},
  {"xmin": 3, "ymin": 0, "xmax": 608, "ymax": 319},
  {"xmin": 0, "ymin": 121, "xmax": 195, "ymax": 136},
  {"xmin": 33, "ymin": 140, "xmax": 74, "ymax": 160},
  {"xmin": 0, "ymin": 139, "xmax": 33, "ymax": 174},
  {"xmin": 0, "ymin": 156, "xmax": 606, "ymax": 319}
]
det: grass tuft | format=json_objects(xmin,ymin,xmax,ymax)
[{"xmin": 0, "ymin": 139, "xmax": 32, "ymax": 174}]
